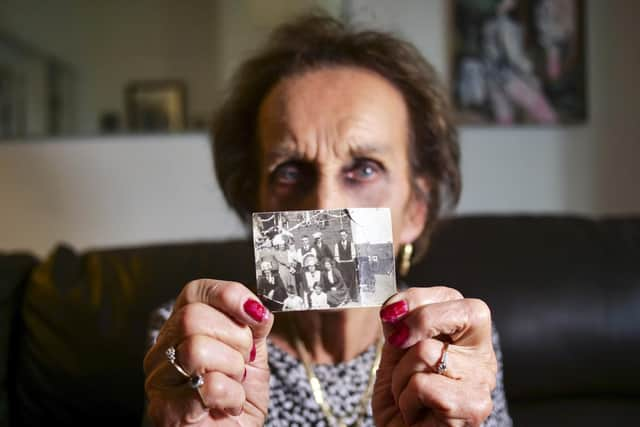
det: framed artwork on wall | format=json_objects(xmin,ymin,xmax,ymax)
[
  {"xmin": 451, "ymin": 0, "xmax": 587, "ymax": 126},
  {"xmin": 125, "ymin": 80, "xmax": 186, "ymax": 131}
]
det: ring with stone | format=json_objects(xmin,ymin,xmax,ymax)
[
  {"xmin": 165, "ymin": 346, "xmax": 191, "ymax": 379},
  {"xmin": 190, "ymin": 374, "xmax": 207, "ymax": 408},
  {"xmin": 166, "ymin": 346, "xmax": 208, "ymax": 408},
  {"xmin": 189, "ymin": 373, "xmax": 205, "ymax": 389},
  {"xmin": 436, "ymin": 343, "xmax": 448, "ymax": 375}
]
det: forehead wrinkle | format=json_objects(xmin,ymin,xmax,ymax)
[
  {"xmin": 260, "ymin": 71, "xmax": 396, "ymax": 166},
  {"xmin": 264, "ymin": 134, "xmax": 391, "ymax": 168},
  {"xmin": 338, "ymin": 112, "xmax": 393, "ymax": 155}
]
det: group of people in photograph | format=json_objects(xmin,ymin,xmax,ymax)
[{"xmin": 255, "ymin": 229, "xmax": 359, "ymax": 311}]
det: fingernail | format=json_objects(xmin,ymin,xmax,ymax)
[
  {"xmin": 249, "ymin": 343, "xmax": 256, "ymax": 362},
  {"xmin": 388, "ymin": 322, "xmax": 410, "ymax": 348},
  {"xmin": 380, "ymin": 300, "xmax": 408, "ymax": 323},
  {"xmin": 242, "ymin": 367, "xmax": 247, "ymax": 382},
  {"xmin": 244, "ymin": 299, "xmax": 268, "ymax": 322}
]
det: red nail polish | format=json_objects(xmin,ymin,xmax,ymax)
[
  {"xmin": 380, "ymin": 300, "xmax": 408, "ymax": 323},
  {"xmin": 250, "ymin": 343, "xmax": 256, "ymax": 362},
  {"xmin": 244, "ymin": 299, "xmax": 268, "ymax": 322},
  {"xmin": 388, "ymin": 322, "xmax": 410, "ymax": 348}
]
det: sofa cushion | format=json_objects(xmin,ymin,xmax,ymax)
[
  {"xmin": 14, "ymin": 240, "xmax": 254, "ymax": 427},
  {"xmin": 407, "ymin": 216, "xmax": 640, "ymax": 406},
  {"xmin": 0, "ymin": 252, "xmax": 38, "ymax": 427}
]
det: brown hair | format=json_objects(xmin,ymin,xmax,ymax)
[{"xmin": 212, "ymin": 13, "xmax": 460, "ymax": 260}]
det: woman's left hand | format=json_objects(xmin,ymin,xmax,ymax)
[{"xmin": 372, "ymin": 287, "xmax": 497, "ymax": 426}]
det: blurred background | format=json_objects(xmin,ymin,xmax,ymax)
[{"xmin": 1, "ymin": 0, "xmax": 639, "ymax": 257}]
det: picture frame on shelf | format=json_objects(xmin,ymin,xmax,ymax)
[{"xmin": 125, "ymin": 80, "xmax": 186, "ymax": 131}]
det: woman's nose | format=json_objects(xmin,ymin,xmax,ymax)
[{"xmin": 305, "ymin": 176, "xmax": 347, "ymax": 210}]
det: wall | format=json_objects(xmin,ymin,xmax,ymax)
[
  {"xmin": 1, "ymin": 0, "xmax": 218, "ymax": 133},
  {"xmin": 1, "ymin": 0, "xmax": 639, "ymax": 257},
  {"xmin": 0, "ymin": 134, "xmax": 246, "ymax": 257}
]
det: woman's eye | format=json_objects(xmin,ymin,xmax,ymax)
[
  {"xmin": 345, "ymin": 159, "xmax": 383, "ymax": 183},
  {"xmin": 273, "ymin": 164, "xmax": 300, "ymax": 184},
  {"xmin": 271, "ymin": 162, "xmax": 312, "ymax": 189}
]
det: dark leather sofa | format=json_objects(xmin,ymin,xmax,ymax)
[{"xmin": 1, "ymin": 215, "xmax": 639, "ymax": 427}]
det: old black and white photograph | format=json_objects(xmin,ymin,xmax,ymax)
[{"xmin": 252, "ymin": 208, "xmax": 396, "ymax": 312}]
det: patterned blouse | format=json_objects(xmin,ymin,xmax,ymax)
[{"xmin": 147, "ymin": 301, "xmax": 512, "ymax": 426}]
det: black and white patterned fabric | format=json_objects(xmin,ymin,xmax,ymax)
[
  {"xmin": 147, "ymin": 302, "xmax": 512, "ymax": 426},
  {"xmin": 266, "ymin": 339, "xmax": 376, "ymax": 427}
]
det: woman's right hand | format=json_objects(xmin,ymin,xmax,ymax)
[{"xmin": 143, "ymin": 279, "xmax": 274, "ymax": 426}]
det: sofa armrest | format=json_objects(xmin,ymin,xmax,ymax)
[{"xmin": 0, "ymin": 252, "xmax": 38, "ymax": 425}]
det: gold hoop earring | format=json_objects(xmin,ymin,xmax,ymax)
[{"xmin": 399, "ymin": 243, "xmax": 413, "ymax": 277}]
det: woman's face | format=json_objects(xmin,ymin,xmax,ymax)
[
  {"xmin": 308, "ymin": 264, "xmax": 316, "ymax": 272},
  {"xmin": 324, "ymin": 260, "xmax": 332, "ymax": 270},
  {"xmin": 257, "ymin": 66, "xmax": 427, "ymax": 253}
]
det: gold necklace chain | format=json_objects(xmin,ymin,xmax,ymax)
[{"xmin": 294, "ymin": 335, "xmax": 384, "ymax": 427}]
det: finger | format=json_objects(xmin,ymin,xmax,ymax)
[
  {"xmin": 398, "ymin": 372, "xmax": 493, "ymax": 426},
  {"xmin": 380, "ymin": 286, "xmax": 464, "ymax": 323},
  {"xmin": 155, "ymin": 302, "xmax": 254, "ymax": 359},
  {"xmin": 144, "ymin": 346, "xmax": 248, "ymax": 420},
  {"xmin": 146, "ymin": 393, "xmax": 209, "ymax": 426},
  {"xmin": 175, "ymin": 279, "xmax": 274, "ymax": 338},
  {"xmin": 175, "ymin": 335, "xmax": 247, "ymax": 382},
  {"xmin": 384, "ymin": 298, "xmax": 492, "ymax": 349},
  {"xmin": 145, "ymin": 340, "xmax": 243, "ymax": 391},
  {"xmin": 145, "ymin": 303, "xmax": 253, "ymax": 374},
  {"xmin": 145, "ymin": 365, "xmax": 210, "ymax": 426},
  {"xmin": 173, "ymin": 279, "xmax": 274, "ymax": 369},
  {"xmin": 380, "ymin": 286, "xmax": 464, "ymax": 326},
  {"xmin": 390, "ymin": 339, "xmax": 462, "ymax": 403},
  {"xmin": 197, "ymin": 371, "xmax": 246, "ymax": 416}
]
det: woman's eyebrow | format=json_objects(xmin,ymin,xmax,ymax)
[
  {"xmin": 348, "ymin": 141, "xmax": 390, "ymax": 157},
  {"xmin": 264, "ymin": 143, "xmax": 301, "ymax": 164},
  {"xmin": 264, "ymin": 140, "xmax": 390, "ymax": 164}
]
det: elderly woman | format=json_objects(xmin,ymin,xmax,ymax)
[{"xmin": 143, "ymin": 13, "xmax": 511, "ymax": 427}]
